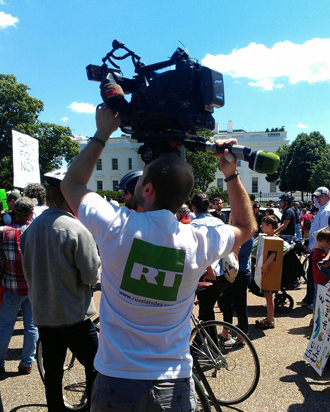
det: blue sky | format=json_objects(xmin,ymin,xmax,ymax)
[{"xmin": 1, "ymin": 0, "xmax": 329, "ymax": 143}]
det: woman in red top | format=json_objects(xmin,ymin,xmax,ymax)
[{"xmin": 300, "ymin": 207, "xmax": 314, "ymax": 239}]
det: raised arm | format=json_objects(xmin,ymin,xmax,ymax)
[
  {"xmin": 213, "ymin": 139, "xmax": 255, "ymax": 251},
  {"xmin": 61, "ymin": 106, "xmax": 121, "ymax": 216}
]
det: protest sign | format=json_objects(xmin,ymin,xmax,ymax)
[
  {"xmin": 304, "ymin": 282, "xmax": 330, "ymax": 376},
  {"xmin": 0, "ymin": 189, "xmax": 7, "ymax": 209},
  {"xmin": 12, "ymin": 130, "xmax": 40, "ymax": 188}
]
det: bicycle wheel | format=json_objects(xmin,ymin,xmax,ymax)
[
  {"xmin": 36, "ymin": 318, "xmax": 100, "ymax": 411},
  {"xmin": 303, "ymin": 257, "xmax": 309, "ymax": 279},
  {"xmin": 193, "ymin": 373, "xmax": 212, "ymax": 412},
  {"xmin": 190, "ymin": 320, "xmax": 260, "ymax": 406}
]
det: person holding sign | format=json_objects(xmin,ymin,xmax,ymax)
[
  {"xmin": 310, "ymin": 229, "xmax": 330, "ymax": 327},
  {"xmin": 252, "ymin": 216, "xmax": 289, "ymax": 330}
]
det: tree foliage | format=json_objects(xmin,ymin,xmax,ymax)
[
  {"xmin": 186, "ymin": 132, "xmax": 219, "ymax": 192},
  {"xmin": 267, "ymin": 131, "xmax": 330, "ymax": 194},
  {"xmin": 206, "ymin": 186, "xmax": 229, "ymax": 203},
  {"xmin": 0, "ymin": 74, "xmax": 79, "ymax": 189},
  {"xmin": 265, "ymin": 127, "xmax": 285, "ymax": 132}
]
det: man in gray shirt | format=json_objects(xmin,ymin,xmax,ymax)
[{"xmin": 20, "ymin": 171, "xmax": 100, "ymax": 412}]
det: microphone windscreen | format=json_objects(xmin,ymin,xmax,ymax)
[
  {"xmin": 253, "ymin": 151, "xmax": 280, "ymax": 174},
  {"xmin": 100, "ymin": 81, "xmax": 128, "ymax": 115}
]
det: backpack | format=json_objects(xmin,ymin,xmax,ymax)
[{"xmin": 305, "ymin": 219, "xmax": 312, "ymax": 229}]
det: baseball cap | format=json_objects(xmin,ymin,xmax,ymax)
[
  {"xmin": 313, "ymin": 187, "xmax": 329, "ymax": 197},
  {"xmin": 5, "ymin": 191, "xmax": 21, "ymax": 202},
  {"xmin": 14, "ymin": 196, "xmax": 34, "ymax": 215}
]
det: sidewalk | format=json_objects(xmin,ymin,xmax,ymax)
[{"xmin": 1, "ymin": 283, "xmax": 330, "ymax": 412}]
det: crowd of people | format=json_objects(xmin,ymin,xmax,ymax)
[{"xmin": 1, "ymin": 102, "xmax": 330, "ymax": 411}]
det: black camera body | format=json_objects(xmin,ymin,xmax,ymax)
[{"xmin": 86, "ymin": 40, "xmax": 225, "ymax": 163}]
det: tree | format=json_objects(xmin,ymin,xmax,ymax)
[
  {"xmin": 265, "ymin": 127, "xmax": 285, "ymax": 132},
  {"xmin": 186, "ymin": 132, "xmax": 219, "ymax": 192},
  {"xmin": 265, "ymin": 144, "xmax": 290, "ymax": 189},
  {"xmin": 207, "ymin": 186, "xmax": 229, "ymax": 203},
  {"xmin": 35, "ymin": 122, "xmax": 79, "ymax": 178},
  {"xmin": 0, "ymin": 74, "xmax": 79, "ymax": 189},
  {"xmin": 267, "ymin": 131, "xmax": 330, "ymax": 198}
]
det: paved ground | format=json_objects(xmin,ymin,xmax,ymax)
[{"xmin": 1, "ymin": 281, "xmax": 330, "ymax": 412}]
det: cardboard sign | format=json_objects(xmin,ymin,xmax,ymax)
[
  {"xmin": 12, "ymin": 130, "xmax": 40, "ymax": 188},
  {"xmin": 255, "ymin": 235, "xmax": 283, "ymax": 291},
  {"xmin": 304, "ymin": 282, "xmax": 330, "ymax": 376}
]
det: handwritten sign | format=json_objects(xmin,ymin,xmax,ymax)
[
  {"xmin": 12, "ymin": 130, "xmax": 40, "ymax": 188},
  {"xmin": 304, "ymin": 282, "xmax": 330, "ymax": 375}
]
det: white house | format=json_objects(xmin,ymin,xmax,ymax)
[
  {"xmin": 74, "ymin": 121, "xmax": 289, "ymax": 195},
  {"xmin": 210, "ymin": 121, "xmax": 289, "ymax": 196},
  {"xmin": 73, "ymin": 135, "xmax": 145, "ymax": 192}
]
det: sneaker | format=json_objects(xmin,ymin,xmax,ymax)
[
  {"xmin": 296, "ymin": 300, "xmax": 310, "ymax": 306},
  {"xmin": 18, "ymin": 363, "xmax": 32, "ymax": 375}
]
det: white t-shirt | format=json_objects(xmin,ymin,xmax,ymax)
[
  {"xmin": 309, "ymin": 201, "xmax": 330, "ymax": 250},
  {"xmin": 78, "ymin": 193, "xmax": 235, "ymax": 380}
]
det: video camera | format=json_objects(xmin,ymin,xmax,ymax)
[
  {"xmin": 86, "ymin": 40, "xmax": 280, "ymax": 174},
  {"xmin": 86, "ymin": 40, "xmax": 224, "ymax": 163}
]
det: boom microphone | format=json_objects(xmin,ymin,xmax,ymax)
[{"xmin": 184, "ymin": 141, "xmax": 280, "ymax": 174}]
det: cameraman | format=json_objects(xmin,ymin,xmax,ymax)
[{"xmin": 61, "ymin": 103, "xmax": 255, "ymax": 411}]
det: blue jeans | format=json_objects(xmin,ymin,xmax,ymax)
[
  {"xmin": 91, "ymin": 374, "xmax": 196, "ymax": 412},
  {"xmin": 295, "ymin": 224, "xmax": 302, "ymax": 239},
  {"xmin": 38, "ymin": 319, "xmax": 98, "ymax": 412},
  {"xmin": 0, "ymin": 289, "xmax": 38, "ymax": 367}
]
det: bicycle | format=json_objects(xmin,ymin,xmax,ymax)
[
  {"xmin": 37, "ymin": 316, "xmax": 213, "ymax": 411},
  {"xmin": 190, "ymin": 309, "xmax": 260, "ymax": 407},
  {"xmin": 36, "ymin": 317, "xmax": 100, "ymax": 411}
]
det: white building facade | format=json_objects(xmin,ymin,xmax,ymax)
[
  {"xmin": 210, "ymin": 121, "xmax": 289, "ymax": 196},
  {"xmin": 74, "ymin": 135, "xmax": 145, "ymax": 192},
  {"xmin": 75, "ymin": 121, "xmax": 289, "ymax": 195}
]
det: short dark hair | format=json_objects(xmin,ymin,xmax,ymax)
[
  {"xmin": 23, "ymin": 183, "xmax": 46, "ymax": 206},
  {"xmin": 191, "ymin": 193, "xmax": 210, "ymax": 214},
  {"xmin": 213, "ymin": 197, "xmax": 223, "ymax": 203},
  {"xmin": 46, "ymin": 186, "xmax": 67, "ymax": 209},
  {"xmin": 142, "ymin": 154, "xmax": 194, "ymax": 214},
  {"xmin": 261, "ymin": 215, "xmax": 278, "ymax": 229},
  {"xmin": 265, "ymin": 208, "xmax": 274, "ymax": 215}
]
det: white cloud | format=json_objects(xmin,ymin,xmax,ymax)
[
  {"xmin": 298, "ymin": 123, "xmax": 309, "ymax": 129},
  {"xmin": 61, "ymin": 117, "xmax": 69, "ymax": 123},
  {"xmin": 0, "ymin": 11, "xmax": 18, "ymax": 29},
  {"xmin": 202, "ymin": 38, "xmax": 330, "ymax": 91},
  {"xmin": 68, "ymin": 102, "xmax": 95, "ymax": 114}
]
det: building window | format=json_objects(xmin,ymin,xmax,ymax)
[
  {"xmin": 217, "ymin": 178, "xmax": 223, "ymax": 191},
  {"xmin": 128, "ymin": 158, "xmax": 132, "ymax": 170},
  {"xmin": 96, "ymin": 159, "xmax": 102, "ymax": 171},
  {"xmin": 113, "ymin": 180, "xmax": 119, "ymax": 191},
  {"xmin": 270, "ymin": 181, "xmax": 277, "ymax": 193},
  {"xmin": 97, "ymin": 181, "xmax": 103, "ymax": 190},
  {"xmin": 112, "ymin": 158, "xmax": 118, "ymax": 170},
  {"xmin": 252, "ymin": 177, "xmax": 258, "ymax": 193}
]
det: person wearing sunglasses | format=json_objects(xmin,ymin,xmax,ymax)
[{"xmin": 116, "ymin": 171, "xmax": 143, "ymax": 210}]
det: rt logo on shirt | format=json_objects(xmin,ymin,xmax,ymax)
[{"xmin": 120, "ymin": 238, "xmax": 185, "ymax": 301}]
